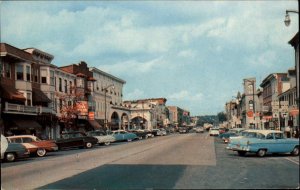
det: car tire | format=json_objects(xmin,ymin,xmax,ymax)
[
  {"xmin": 291, "ymin": 146, "xmax": 299, "ymax": 156},
  {"xmin": 257, "ymin": 149, "xmax": 267, "ymax": 157},
  {"xmin": 5, "ymin": 153, "xmax": 16, "ymax": 162},
  {"xmin": 85, "ymin": 142, "xmax": 93, "ymax": 148},
  {"xmin": 237, "ymin": 151, "xmax": 246, "ymax": 156},
  {"xmin": 104, "ymin": 142, "xmax": 111, "ymax": 146},
  {"xmin": 139, "ymin": 136, "xmax": 143, "ymax": 140},
  {"xmin": 36, "ymin": 148, "xmax": 47, "ymax": 157},
  {"xmin": 127, "ymin": 138, "xmax": 132, "ymax": 142},
  {"xmin": 145, "ymin": 135, "xmax": 148, "ymax": 139}
]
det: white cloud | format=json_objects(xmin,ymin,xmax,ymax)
[
  {"xmin": 124, "ymin": 89, "xmax": 145, "ymax": 100},
  {"xmin": 178, "ymin": 49, "xmax": 197, "ymax": 58},
  {"xmin": 99, "ymin": 57, "xmax": 167, "ymax": 76},
  {"xmin": 245, "ymin": 50, "xmax": 277, "ymax": 68},
  {"xmin": 168, "ymin": 90, "xmax": 203, "ymax": 102}
]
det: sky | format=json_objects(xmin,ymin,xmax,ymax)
[{"xmin": 0, "ymin": 1, "xmax": 298, "ymax": 116}]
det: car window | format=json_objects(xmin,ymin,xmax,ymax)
[
  {"xmin": 74, "ymin": 133, "xmax": 84, "ymax": 137},
  {"xmin": 9, "ymin": 138, "xmax": 22, "ymax": 143},
  {"xmin": 266, "ymin": 134, "xmax": 273, "ymax": 139},
  {"xmin": 23, "ymin": 137, "xmax": 33, "ymax": 143},
  {"xmin": 274, "ymin": 133, "xmax": 283, "ymax": 139},
  {"xmin": 120, "ymin": 131, "xmax": 126, "ymax": 134},
  {"xmin": 256, "ymin": 133, "xmax": 265, "ymax": 139}
]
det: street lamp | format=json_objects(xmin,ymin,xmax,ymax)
[
  {"xmin": 284, "ymin": 10, "xmax": 299, "ymax": 27},
  {"xmin": 244, "ymin": 79, "xmax": 256, "ymax": 129},
  {"xmin": 103, "ymin": 84, "xmax": 114, "ymax": 131}
]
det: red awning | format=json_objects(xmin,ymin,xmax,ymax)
[
  {"xmin": 289, "ymin": 109, "xmax": 299, "ymax": 116},
  {"xmin": 263, "ymin": 116, "xmax": 272, "ymax": 120},
  {"xmin": 0, "ymin": 84, "xmax": 26, "ymax": 102}
]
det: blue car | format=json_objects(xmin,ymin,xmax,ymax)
[
  {"xmin": 111, "ymin": 130, "xmax": 138, "ymax": 142},
  {"xmin": 226, "ymin": 130, "xmax": 299, "ymax": 157}
]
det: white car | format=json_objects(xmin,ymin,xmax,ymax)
[
  {"xmin": 86, "ymin": 131, "xmax": 116, "ymax": 146},
  {"xmin": 209, "ymin": 128, "xmax": 220, "ymax": 136},
  {"xmin": 157, "ymin": 128, "xmax": 167, "ymax": 136},
  {"xmin": 194, "ymin": 127, "xmax": 204, "ymax": 133}
]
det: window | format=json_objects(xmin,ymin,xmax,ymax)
[
  {"xmin": 274, "ymin": 133, "xmax": 283, "ymax": 139},
  {"xmin": 70, "ymin": 81, "xmax": 73, "ymax": 94},
  {"xmin": 41, "ymin": 69, "xmax": 47, "ymax": 84},
  {"xmin": 59, "ymin": 78, "xmax": 62, "ymax": 92},
  {"xmin": 26, "ymin": 65, "xmax": 31, "ymax": 81},
  {"xmin": 50, "ymin": 70, "xmax": 55, "ymax": 85},
  {"xmin": 33, "ymin": 68, "xmax": 38, "ymax": 82},
  {"xmin": 9, "ymin": 138, "xmax": 22, "ymax": 143},
  {"xmin": 266, "ymin": 134, "xmax": 273, "ymax": 139},
  {"xmin": 16, "ymin": 64, "xmax": 23, "ymax": 80},
  {"xmin": 23, "ymin": 138, "xmax": 33, "ymax": 143},
  {"xmin": 27, "ymin": 92, "xmax": 31, "ymax": 106},
  {"xmin": 64, "ymin": 79, "xmax": 67, "ymax": 93},
  {"xmin": 77, "ymin": 78, "xmax": 84, "ymax": 88},
  {"xmin": 59, "ymin": 99, "xmax": 63, "ymax": 110},
  {"xmin": 4, "ymin": 63, "xmax": 11, "ymax": 78}
]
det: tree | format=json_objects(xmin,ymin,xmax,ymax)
[{"xmin": 217, "ymin": 112, "xmax": 227, "ymax": 123}]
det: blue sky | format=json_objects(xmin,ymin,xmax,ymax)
[{"xmin": 1, "ymin": 1, "xmax": 298, "ymax": 116}]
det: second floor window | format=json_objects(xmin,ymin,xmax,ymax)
[
  {"xmin": 50, "ymin": 70, "xmax": 55, "ymax": 85},
  {"xmin": 16, "ymin": 65, "xmax": 24, "ymax": 80},
  {"xmin": 4, "ymin": 63, "xmax": 11, "ymax": 78},
  {"xmin": 26, "ymin": 66, "xmax": 31, "ymax": 81},
  {"xmin": 59, "ymin": 78, "xmax": 62, "ymax": 92},
  {"xmin": 70, "ymin": 81, "xmax": 73, "ymax": 94},
  {"xmin": 64, "ymin": 79, "xmax": 67, "ymax": 93},
  {"xmin": 41, "ymin": 69, "xmax": 47, "ymax": 84}
]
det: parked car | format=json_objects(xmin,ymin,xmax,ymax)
[
  {"xmin": 193, "ymin": 127, "xmax": 204, "ymax": 133},
  {"xmin": 151, "ymin": 129, "xmax": 160, "ymax": 136},
  {"xmin": 111, "ymin": 130, "xmax": 138, "ymax": 142},
  {"xmin": 156, "ymin": 128, "xmax": 167, "ymax": 136},
  {"xmin": 144, "ymin": 129, "xmax": 155, "ymax": 138},
  {"xmin": 55, "ymin": 131, "xmax": 98, "ymax": 150},
  {"xmin": 128, "ymin": 129, "xmax": 149, "ymax": 140},
  {"xmin": 219, "ymin": 128, "xmax": 245, "ymax": 143},
  {"xmin": 86, "ymin": 130, "xmax": 116, "ymax": 145},
  {"xmin": 209, "ymin": 128, "xmax": 220, "ymax": 136},
  {"xmin": 1, "ymin": 134, "xmax": 30, "ymax": 162},
  {"xmin": 226, "ymin": 130, "xmax": 299, "ymax": 157},
  {"xmin": 178, "ymin": 127, "xmax": 188, "ymax": 134},
  {"xmin": 7, "ymin": 135, "xmax": 58, "ymax": 157}
]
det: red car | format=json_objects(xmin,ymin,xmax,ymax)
[{"xmin": 7, "ymin": 135, "xmax": 58, "ymax": 157}]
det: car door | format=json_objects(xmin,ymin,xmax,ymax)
[
  {"xmin": 273, "ymin": 133, "xmax": 288, "ymax": 153},
  {"xmin": 22, "ymin": 137, "xmax": 38, "ymax": 152}
]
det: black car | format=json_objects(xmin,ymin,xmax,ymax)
[
  {"xmin": 55, "ymin": 131, "xmax": 98, "ymax": 150},
  {"xmin": 128, "ymin": 130, "xmax": 149, "ymax": 140}
]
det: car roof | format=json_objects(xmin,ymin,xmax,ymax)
[
  {"xmin": 7, "ymin": 135, "xmax": 36, "ymax": 139},
  {"xmin": 255, "ymin": 130, "xmax": 283, "ymax": 136}
]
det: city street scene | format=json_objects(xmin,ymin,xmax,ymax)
[{"xmin": 0, "ymin": 1, "xmax": 299, "ymax": 189}]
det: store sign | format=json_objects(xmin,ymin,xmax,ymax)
[
  {"xmin": 76, "ymin": 101, "xmax": 88, "ymax": 116},
  {"xmin": 88, "ymin": 112, "xmax": 95, "ymax": 120}
]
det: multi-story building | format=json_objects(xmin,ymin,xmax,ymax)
[
  {"xmin": 167, "ymin": 106, "xmax": 190, "ymax": 128},
  {"xmin": 89, "ymin": 67, "xmax": 130, "ymax": 131},
  {"xmin": 0, "ymin": 43, "xmax": 52, "ymax": 138},
  {"xmin": 260, "ymin": 73, "xmax": 289, "ymax": 130},
  {"xmin": 124, "ymin": 98, "xmax": 168, "ymax": 130}
]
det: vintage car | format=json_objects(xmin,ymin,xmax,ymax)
[
  {"xmin": 226, "ymin": 130, "xmax": 299, "ymax": 157},
  {"xmin": 178, "ymin": 127, "xmax": 188, "ymax": 134},
  {"xmin": 7, "ymin": 135, "xmax": 58, "ymax": 157},
  {"xmin": 193, "ymin": 127, "xmax": 204, "ymax": 133},
  {"xmin": 156, "ymin": 128, "xmax": 167, "ymax": 136},
  {"xmin": 219, "ymin": 128, "xmax": 245, "ymax": 143},
  {"xmin": 209, "ymin": 128, "xmax": 220, "ymax": 136},
  {"xmin": 128, "ymin": 129, "xmax": 149, "ymax": 140},
  {"xmin": 86, "ymin": 130, "xmax": 116, "ymax": 145},
  {"xmin": 55, "ymin": 131, "xmax": 98, "ymax": 150},
  {"xmin": 111, "ymin": 130, "xmax": 138, "ymax": 142},
  {"xmin": 1, "ymin": 134, "xmax": 30, "ymax": 162}
]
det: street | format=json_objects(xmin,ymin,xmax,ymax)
[{"xmin": 1, "ymin": 133, "xmax": 299, "ymax": 189}]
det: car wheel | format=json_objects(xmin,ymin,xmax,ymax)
[
  {"xmin": 145, "ymin": 135, "xmax": 148, "ymax": 139},
  {"xmin": 104, "ymin": 142, "xmax": 111, "ymax": 146},
  {"xmin": 85, "ymin": 142, "xmax": 93, "ymax": 148},
  {"xmin": 139, "ymin": 136, "xmax": 143, "ymax": 140},
  {"xmin": 5, "ymin": 153, "xmax": 16, "ymax": 162},
  {"xmin": 257, "ymin": 149, "xmax": 267, "ymax": 157},
  {"xmin": 291, "ymin": 146, "xmax": 299, "ymax": 156},
  {"xmin": 127, "ymin": 138, "xmax": 132, "ymax": 142},
  {"xmin": 36, "ymin": 148, "xmax": 47, "ymax": 157},
  {"xmin": 237, "ymin": 151, "xmax": 246, "ymax": 156}
]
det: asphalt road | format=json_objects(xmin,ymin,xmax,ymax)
[{"xmin": 1, "ymin": 133, "xmax": 299, "ymax": 189}]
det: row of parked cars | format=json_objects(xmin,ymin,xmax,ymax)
[
  {"xmin": 0, "ymin": 128, "xmax": 169, "ymax": 162},
  {"xmin": 213, "ymin": 128, "xmax": 299, "ymax": 157}
]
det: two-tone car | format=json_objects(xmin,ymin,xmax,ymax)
[
  {"xmin": 226, "ymin": 130, "xmax": 299, "ymax": 157},
  {"xmin": 111, "ymin": 130, "xmax": 138, "ymax": 142},
  {"xmin": 7, "ymin": 135, "xmax": 58, "ymax": 157},
  {"xmin": 86, "ymin": 130, "xmax": 116, "ymax": 145},
  {"xmin": 55, "ymin": 131, "xmax": 98, "ymax": 150},
  {"xmin": 1, "ymin": 134, "xmax": 30, "ymax": 162}
]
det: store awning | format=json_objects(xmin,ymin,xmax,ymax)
[
  {"xmin": 12, "ymin": 120, "xmax": 42, "ymax": 129},
  {"xmin": 290, "ymin": 109, "xmax": 299, "ymax": 116},
  {"xmin": 0, "ymin": 84, "xmax": 26, "ymax": 102},
  {"xmin": 88, "ymin": 119, "xmax": 102, "ymax": 130},
  {"xmin": 32, "ymin": 88, "xmax": 52, "ymax": 103}
]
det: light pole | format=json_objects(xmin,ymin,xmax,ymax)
[
  {"xmin": 284, "ymin": 10, "xmax": 299, "ymax": 27},
  {"xmin": 244, "ymin": 79, "xmax": 256, "ymax": 129},
  {"xmin": 103, "ymin": 84, "xmax": 114, "ymax": 131}
]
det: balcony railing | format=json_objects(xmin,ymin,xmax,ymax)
[{"xmin": 4, "ymin": 102, "xmax": 56, "ymax": 115}]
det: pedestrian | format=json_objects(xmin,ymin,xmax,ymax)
[{"xmin": 284, "ymin": 126, "xmax": 291, "ymax": 138}]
